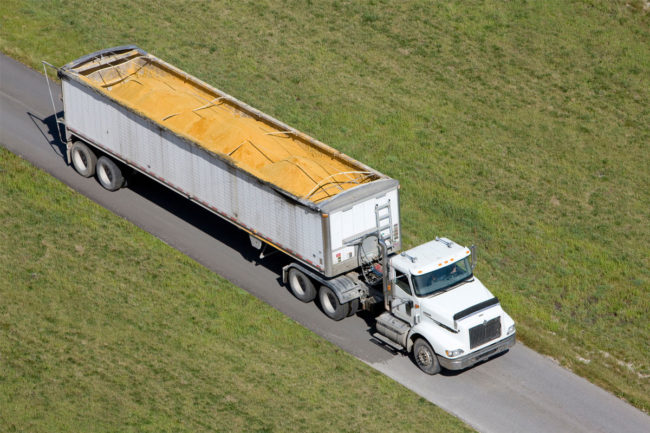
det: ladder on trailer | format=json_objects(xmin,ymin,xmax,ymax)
[
  {"xmin": 42, "ymin": 61, "xmax": 71, "ymax": 161},
  {"xmin": 375, "ymin": 201, "xmax": 393, "ymax": 247}
]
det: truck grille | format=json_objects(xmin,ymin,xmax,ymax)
[{"xmin": 469, "ymin": 317, "xmax": 501, "ymax": 349}]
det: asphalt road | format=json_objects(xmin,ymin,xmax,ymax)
[{"xmin": 1, "ymin": 53, "xmax": 648, "ymax": 433}]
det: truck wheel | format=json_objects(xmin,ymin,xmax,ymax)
[
  {"xmin": 96, "ymin": 156, "xmax": 125, "ymax": 191},
  {"xmin": 413, "ymin": 338, "xmax": 441, "ymax": 375},
  {"xmin": 347, "ymin": 298, "xmax": 359, "ymax": 317},
  {"xmin": 70, "ymin": 141, "xmax": 97, "ymax": 177},
  {"xmin": 318, "ymin": 285, "xmax": 350, "ymax": 321},
  {"xmin": 288, "ymin": 268, "xmax": 316, "ymax": 302}
]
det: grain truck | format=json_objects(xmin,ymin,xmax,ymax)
[{"xmin": 55, "ymin": 46, "xmax": 515, "ymax": 374}]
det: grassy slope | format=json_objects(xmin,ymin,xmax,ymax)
[
  {"xmin": 0, "ymin": 148, "xmax": 473, "ymax": 432},
  {"xmin": 1, "ymin": 0, "xmax": 648, "ymax": 411}
]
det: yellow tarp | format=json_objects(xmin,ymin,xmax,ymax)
[{"xmin": 73, "ymin": 51, "xmax": 375, "ymax": 203}]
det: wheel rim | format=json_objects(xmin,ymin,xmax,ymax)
[
  {"xmin": 290, "ymin": 273, "xmax": 306, "ymax": 296},
  {"xmin": 73, "ymin": 149, "xmax": 87, "ymax": 170},
  {"xmin": 321, "ymin": 291, "xmax": 336, "ymax": 314},
  {"xmin": 98, "ymin": 163, "xmax": 112, "ymax": 185},
  {"xmin": 417, "ymin": 346, "xmax": 433, "ymax": 368}
]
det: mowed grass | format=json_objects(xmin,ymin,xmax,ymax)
[
  {"xmin": 0, "ymin": 148, "xmax": 473, "ymax": 432},
  {"xmin": 1, "ymin": 0, "xmax": 648, "ymax": 411}
]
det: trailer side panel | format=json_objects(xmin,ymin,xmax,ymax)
[{"xmin": 62, "ymin": 78, "xmax": 326, "ymax": 271}]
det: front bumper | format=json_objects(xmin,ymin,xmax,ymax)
[{"xmin": 438, "ymin": 333, "xmax": 516, "ymax": 371}]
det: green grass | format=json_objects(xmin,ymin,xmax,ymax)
[
  {"xmin": 0, "ymin": 148, "xmax": 473, "ymax": 432},
  {"xmin": 1, "ymin": 0, "xmax": 649, "ymax": 412}
]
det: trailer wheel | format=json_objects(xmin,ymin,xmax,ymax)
[
  {"xmin": 413, "ymin": 338, "xmax": 441, "ymax": 375},
  {"xmin": 70, "ymin": 141, "xmax": 97, "ymax": 177},
  {"xmin": 96, "ymin": 156, "xmax": 125, "ymax": 191},
  {"xmin": 287, "ymin": 268, "xmax": 316, "ymax": 302},
  {"xmin": 318, "ymin": 285, "xmax": 350, "ymax": 321}
]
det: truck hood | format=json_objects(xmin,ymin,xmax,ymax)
[{"xmin": 419, "ymin": 277, "xmax": 495, "ymax": 330}]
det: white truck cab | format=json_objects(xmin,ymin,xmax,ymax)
[{"xmin": 376, "ymin": 237, "xmax": 516, "ymax": 374}]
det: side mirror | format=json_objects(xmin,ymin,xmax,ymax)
[{"xmin": 470, "ymin": 244, "xmax": 477, "ymax": 270}]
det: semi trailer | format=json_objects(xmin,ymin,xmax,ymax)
[{"xmin": 54, "ymin": 46, "xmax": 515, "ymax": 374}]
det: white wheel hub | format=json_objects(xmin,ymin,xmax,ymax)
[
  {"xmin": 290, "ymin": 274, "xmax": 305, "ymax": 296},
  {"xmin": 73, "ymin": 149, "xmax": 87, "ymax": 170},
  {"xmin": 321, "ymin": 292, "xmax": 335, "ymax": 313},
  {"xmin": 98, "ymin": 163, "xmax": 111, "ymax": 185}
]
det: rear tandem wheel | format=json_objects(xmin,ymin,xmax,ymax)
[
  {"xmin": 318, "ymin": 285, "xmax": 350, "ymax": 321},
  {"xmin": 70, "ymin": 141, "xmax": 97, "ymax": 177},
  {"xmin": 96, "ymin": 156, "xmax": 125, "ymax": 191},
  {"xmin": 287, "ymin": 268, "xmax": 317, "ymax": 302}
]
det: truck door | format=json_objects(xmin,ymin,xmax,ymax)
[{"xmin": 392, "ymin": 270, "xmax": 415, "ymax": 324}]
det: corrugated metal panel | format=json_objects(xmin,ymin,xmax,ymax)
[
  {"xmin": 326, "ymin": 185, "xmax": 400, "ymax": 275},
  {"xmin": 329, "ymin": 187, "xmax": 400, "ymax": 249}
]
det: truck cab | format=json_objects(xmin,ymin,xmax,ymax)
[{"xmin": 376, "ymin": 237, "xmax": 516, "ymax": 374}]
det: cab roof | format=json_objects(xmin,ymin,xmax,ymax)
[{"xmin": 392, "ymin": 237, "xmax": 471, "ymax": 275}]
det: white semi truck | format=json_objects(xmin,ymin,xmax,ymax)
[{"xmin": 55, "ymin": 46, "xmax": 515, "ymax": 374}]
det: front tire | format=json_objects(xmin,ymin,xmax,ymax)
[
  {"xmin": 70, "ymin": 141, "xmax": 97, "ymax": 177},
  {"xmin": 413, "ymin": 338, "xmax": 441, "ymax": 375},
  {"xmin": 318, "ymin": 285, "xmax": 350, "ymax": 321},
  {"xmin": 96, "ymin": 156, "xmax": 125, "ymax": 191},
  {"xmin": 287, "ymin": 268, "xmax": 316, "ymax": 302}
]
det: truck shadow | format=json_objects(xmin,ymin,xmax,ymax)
[
  {"xmin": 122, "ymin": 171, "xmax": 400, "ymax": 356},
  {"xmin": 126, "ymin": 170, "xmax": 289, "ymax": 275},
  {"xmin": 30, "ymin": 112, "xmax": 68, "ymax": 163}
]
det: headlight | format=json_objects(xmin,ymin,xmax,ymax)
[
  {"xmin": 507, "ymin": 324, "xmax": 516, "ymax": 335},
  {"xmin": 445, "ymin": 349, "xmax": 464, "ymax": 357}
]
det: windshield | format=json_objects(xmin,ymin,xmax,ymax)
[{"xmin": 411, "ymin": 257, "xmax": 473, "ymax": 297}]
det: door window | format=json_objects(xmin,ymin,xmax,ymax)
[{"xmin": 395, "ymin": 271, "xmax": 412, "ymax": 295}]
